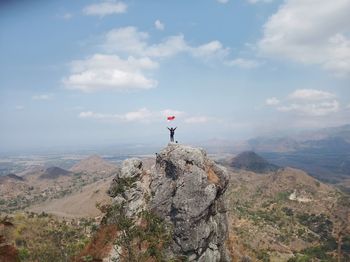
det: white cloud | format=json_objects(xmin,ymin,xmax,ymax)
[
  {"xmin": 258, "ymin": 0, "xmax": 350, "ymax": 76},
  {"xmin": 32, "ymin": 94, "xmax": 53, "ymax": 100},
  {"xmin": 65, "ymin": 26, "xmax": 231, "ymax": 92},
  {"xmin": 79, "ymin": 108, "xmax": 218, "ymax": 125},
  {"xmin": 267, "ymin": 89, "xmax": 339, "ymax": 116},
  {"xmin": 217, "ymin": 0, "xmax": 229, "ymax": 3},
  {"xmin": 83, "ymin": 1, "xmax": 127, "ymax": 17},
  {"xmin": 79, "ymin": 111, "xmax": 111, "ymax": 119},
  {"xmin": 288, "ymin": 89, "xmax": 335, "ymax": 101},
  {"xmin": 63, "ymin": 54, "xmax": 158, "ymax": 92},
  {"xmin": 79, "ymin": 108, "xmax": 153, "ymax": 122},
  {"xmin": 265, "ymin": 97, "xmax": 280, "ymax": 106},
  {"xmin": 104, "ymin": 27, "xmax": 149, "ymax": 55},
  {"xmin": 155, "ymin": 20, "xmax": 165, "ymax": 31},
  {"xmin": 79, "ymin": 108, "xmax": 184, "ymax": 123},
  {"xmin": 15, "ymin": 105, "xmax": 24, "ymax": 111},
  {"xmin": 146, "ymin": 35, "xmax": 189, "ymax": 58},
  {"xmin": 69, "ymin": 54, "xmax": 158, "ymax": 72},
  {"xmin": 161, "ymin": 109, "xmax": 185, "ymax": 118},
  {"xmin": 277, "ymin": 100, "xmax": 339, "ymax": 116},
  {"xmin": 191, "ymin": 41, "xmax": 229, "ymax": 60},
  {"xmin": 225, "ymin": 58, "xmax": 261, "ymax": 69},
  {"xmin": 123, "ymin": 108, "xmax": 153, "ymax": 122},
  {"xmin": 103, "ymin": 26, "xmax": 228, "ymax": 60}
]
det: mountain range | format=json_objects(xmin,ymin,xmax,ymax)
[
  {"xmin": 1, "ymin": 144, "xmax": 349, "ymax": 262},
  {"xmin": 0, "ymin": 155, "xmax": 117, "ymax": 215},
  {"xmin": 224, "ymin": 125, "xmax": 350, "ymax": 188},
  {"xmin": 229, "ymin": 151, "xmax": 280, "ymax": 173}
]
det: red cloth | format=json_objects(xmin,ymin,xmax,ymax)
[{"xmin": 167, "ymin": 116, "xmax": 175, "ymax": 121}]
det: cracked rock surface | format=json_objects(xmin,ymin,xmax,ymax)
[
  {"xmin": 150, "ymin": 144, "xmax": 230, "ymax": 261},
  {"xmin": 105, "ymin": 143, "xmax": 230, "ymax": 261}
]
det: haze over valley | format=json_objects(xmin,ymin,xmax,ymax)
[{"xmin": 1, "ymin": 0, "xmax": 350, "ymax": 261}]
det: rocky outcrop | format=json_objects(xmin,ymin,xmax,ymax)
[
  {"xmin": 107, "ymin": 158, "xmax": 149, "ymax": 218},
  {"xmin": 105, "ymin": 143, "xmax": 230, "ymax": 261},
  {"xmin": 150, "ymin": 144, "xmax": 230, "ymax": 261}
]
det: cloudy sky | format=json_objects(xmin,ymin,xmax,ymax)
[{"xmin": 0, "ymin": 0, "xmax": 349, "ymax": 152}]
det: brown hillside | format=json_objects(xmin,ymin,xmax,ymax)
[
  {"xmin": 70, "ymin": 155, "xmax": 118, "ymax": 175},
  {"xmin": 28, "ymin": 177, "xmax": 113, "ymax": 218},
  {"xmin": 225, "ymin": 166, "xmax": 344, "ymax": 261}
]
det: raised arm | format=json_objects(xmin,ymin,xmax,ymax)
[
  {"xmin": 174, "ymin": 127, "xmax": 177, "ymax": 130},
  {"xmin": 167, "ymin": 127, "xmax": 171, "ymax": 130}
]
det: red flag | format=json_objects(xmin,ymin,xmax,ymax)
[{"xmin": 167, "ymin": 116, "xmax": 175, "ymax": 121}]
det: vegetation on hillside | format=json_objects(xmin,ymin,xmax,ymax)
[
  {"xmin": 0, "ymin": 212, "xmax": 94, "ymax": 262},
  {"xmin": 226, "ymin": 169, "xmax": 350, "ymax": 262}
]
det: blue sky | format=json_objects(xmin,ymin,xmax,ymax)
[{"xmin": 0, "ymin": 0, "xmax": 349, "ymax": 152}]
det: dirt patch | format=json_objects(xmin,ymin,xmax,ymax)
[
  {"xmin": 207, "ymin": 166, "xmax": 220, "ymax": 185},
  {"xmin": 74, "ymin": 224, "xmax": 118, "ymax": 261},
  {"xmin": 0, "ymin": 244, "xmax": 19, "ymax": 262}
]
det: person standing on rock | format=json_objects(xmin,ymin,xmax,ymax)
[{"xmin": 167, "ymin": 127, "xmax": 177, "ymax": 142}]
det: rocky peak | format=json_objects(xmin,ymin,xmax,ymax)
[
  {"xmin": 151, "ymin": 143, "xmax": 230, "ymax": 261},
  {"xmin": 105, "ymin": 143, "xmax": 230, "ymax": 261}
]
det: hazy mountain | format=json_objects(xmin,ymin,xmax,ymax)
[
  {"xmin": 300, "ymin": 124, "xmax": 350, "ymax": 142},
  {"xmin": 246, "ymin": 125, "xmax": 350, "ymax": 187},
  {"xmin": 248, "ymin": 137, "xmax": 300, "ymax": 153},
  {"xmin": 0, "ymin": 173, "xmax": 24, "ymax": 183},
  {"xmin": 230, "ymin": 151, "xmax": 279, "ymax": 173},
  {"xmin": 39, "ymin": 167, "xmax": 72, "ymax": 179},
  {"xmin": 5, "ymin": 174, "xmax": 24, "ymax": 181},
  {"xmin": 260, "ymin": 138, "xmax": 350, "ymax": 184},
  {"xmin": 70, "ymin": 155, "xmax": 118, "ymax": 175},
  {"xmin": 248, "ymin": 124, "xmax": 350, "ymax": 153}
]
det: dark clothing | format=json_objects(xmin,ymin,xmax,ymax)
[{"xmin": 167, "ymin": 127, "xmax": 177, "ymax": 142}]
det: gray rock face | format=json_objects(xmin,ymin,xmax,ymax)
[
  {"xmin": 150, "ymin": 144, "xmax": 230, "ymax": 261},
  {"xmin": 108, "ymin": 158, "xmax": 148, "ymax": 218},
  {"xmin": 105, "ymin": 144, "xmax": 230, "ymax": 261}
]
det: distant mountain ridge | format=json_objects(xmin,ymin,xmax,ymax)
[
  {"xmin": 70, "ymin": 155, "xmax": 118, "ymax": 175},
  {"xmin": 246, "ymin": 124, "xmax": 350, "ymax": 186},
  {"xmin": 0, "ymin": 155, "xmax": 117, "ymax": 213},
  {"xmin": 230, "ymin": 151, "xmax": 279, "ymax": 173},
  {"xmin": 248, "ymin": 124, "xmax": 350, "ymax": 153},
  {"xmin": 0, "ymin": 173, "xmax": 25, "ymax": 184},
  {"xmin": 39, "ymin": 167, "xmax": 71, "ymax": 179}
]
